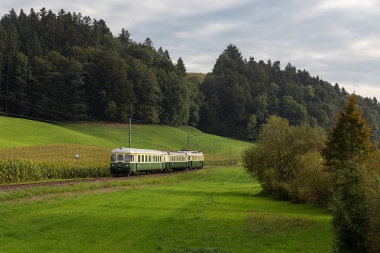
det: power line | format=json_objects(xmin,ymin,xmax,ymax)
[{"xmin": 0, "ymin": 93, "xmax": 94, "ymax": 123}]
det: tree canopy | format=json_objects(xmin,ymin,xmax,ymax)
[
  {"xmin": 2, "ymin": 8, "xmax": 380, "ymax": 142},
  {"xmin": 0, "ymin": 8, "xmax": 201, "ymax": 127}
]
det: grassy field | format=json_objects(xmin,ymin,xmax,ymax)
[
  {"xmin": 0, "ymin": 116, "xmax": 250, "ymax": 183},
  {"xmin": 0, "ymin": 167, "xmax": 332, "ymax": 253},
  {"xmin": 0, "ymin": 116, "xmax": 249, "ymax": 160}
]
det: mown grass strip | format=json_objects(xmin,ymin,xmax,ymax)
[
  {"xmin": 0, "ymin": 167, "xmax": 332, "ymax": 253},
  {"xmin": 0, "ymin": 169, "xmax": 205, "ymax": 202}
]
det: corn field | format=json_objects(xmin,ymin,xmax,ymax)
[
  {"xmin": 0, "ymin": 144, "xmax": 236, "ymax": 184},
  {"xmin": 0, "ymin": 159, "xmax": 110, "ymax": 184},
  {"xmin": 0, "ymin": 144, "xmax": 111, "ymax": 184}
]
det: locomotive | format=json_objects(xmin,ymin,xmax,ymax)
[{"xmin": 110, "ymin": 147, "xmax": 204, "ymax": 176}]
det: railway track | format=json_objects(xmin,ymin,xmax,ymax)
[{"xmin": 0, "ymin": 169, "xmax": 191, "ymax": 192}]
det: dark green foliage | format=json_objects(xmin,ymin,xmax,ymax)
[
  {"xmin": 330, "ymin": 161, "xmax": 368, "ymax": 253},
  {"xmin": 2, "ymin": 8, "xmax": 380, "ymax": 142},
  {"xmin": 0, "ymin": 8, "xmax": 202, "ymax": 127},
  {"xmin": 322, "ymin": 94, "xmax": 372, "ymax": 169},
  {"xmin": 199, "ymin": 44, "xmax": 380, "ymax": 141},
  {"xmin": 322, "ymin": 94, "xmax": 373, "ymax": 253}
]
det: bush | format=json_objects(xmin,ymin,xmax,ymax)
[
  {"xmin": 291, "ymin": 151, "xmax": 334, "ymax": 205},
  {"xmin": 242, "ymin": 116, "xmax": 326, "ymax": 201}
]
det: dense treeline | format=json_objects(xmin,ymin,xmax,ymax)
[
  {"xmin": 1, "ymin": 8, "xmax": 380, "ymax": 141},
  {"xmin": 199, "ymin": 44, "xmax": 380, "ymax": 140},
  {"xmin": 243, "ymin": 95, "xmax": 380, "ymax": 252},
  {"xmin": 0, "ymin": 8, "xmax": 203, "ymax": 127}
]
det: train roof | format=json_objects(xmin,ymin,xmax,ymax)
[
  {"xmin": 111, "ymin": 147, "xmax": 166, "ymax": 155},
  {"xmin": 111, "ymin": 147, "xmax": 203, "ymax": 156},
  {"xmin": 179, "ymin": 150, "xmax": 204, "ymax": 155}
]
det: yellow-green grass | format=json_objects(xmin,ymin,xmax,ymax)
[
  {"xmin": 187, "ymin": 72, "xmax": 206, "ymax": 83},
  {"xmin": 0, "ymin": 116, "xmax": 250, "ymax": 183},
  {"xmin": 0, "ymin": 167, "xmax": 332, "ymax": 252},
  {"xmin": 0, "ymin": 116, "xmax": 248, "ymax": 157},
  {"xmin": 0, "ymin": 117, "xmax": 115, "ymax": 148}
]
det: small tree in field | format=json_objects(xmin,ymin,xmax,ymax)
[
  {"xmin": 242, "ymin": 116, "xmax": 325, "ymax": 200},
  {"xmin": 322, "ymin": 93, "xmax": 372, "ymax": 253}
]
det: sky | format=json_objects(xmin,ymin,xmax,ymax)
[{"xmin": 1, "ymin": 0, "xmax": 380, "ymax": 99}]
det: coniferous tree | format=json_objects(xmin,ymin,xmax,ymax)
[
  {"xmin": 175, "ymin": 57, "xmax": 186, "ymax": 76},
  {"xmin": 322, "ymin": 93, "xmax": 372, "ymax": 253}
]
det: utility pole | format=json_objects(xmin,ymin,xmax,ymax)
[
  {"xmin": 214, "ymin": 140, "xmax": 218, "ymax": 165},
  {"xmin": 230, "ymin": 146, "xmax": 232, "ymax": 166},
  {"xmin": 129, "ymin": 117, "xmax": 132, "ymax": 148},
  {"xmin": 188, "ymin": 132, "xmax": 190, "ymax": 150}
]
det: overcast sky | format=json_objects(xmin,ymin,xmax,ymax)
[{"xmin": 2, "ymin": 0, "xmax": 380, "ymax": 99}]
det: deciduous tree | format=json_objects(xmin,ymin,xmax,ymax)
[{"xmin": 242, "ymin": 116, "xmax": 325, "ymax": 199}]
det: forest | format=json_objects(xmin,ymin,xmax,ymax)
[{"xmin": 1, "ymin": 8, "xmax": 380, "ymax": 141}]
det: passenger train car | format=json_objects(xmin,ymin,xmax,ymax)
[{"xmin": 110, "ymin": 147, "xmax": 204, "ymax": 176}]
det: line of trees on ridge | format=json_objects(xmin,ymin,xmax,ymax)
[{"xmin": 1, "ymin": 8, "xmax": 380, "ymax": 142}]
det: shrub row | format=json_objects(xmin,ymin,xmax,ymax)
[{"xmin": 204, "ymin": 159, "xmax": 237, "ymax": 166}]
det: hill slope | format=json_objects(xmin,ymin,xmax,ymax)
[{"xmin": 0, "ymin": 116, "xmax": 249, "ymax": 161}]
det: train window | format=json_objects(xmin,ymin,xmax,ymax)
[
  {"xmin": 111, "ymin": 154, "xmax": 116, "ymax": 162},
  {"xmin": 117, "ymin": 154, "xmax": 123, "ymax": 161},
  {"xmin": 125, "ymin": 155, "xmax": 134, "ymax": 162},
  {"xmin": 130, "ymin": 155, "xmax": 134, "ymax": 162},
  {"xmin": 138, "ymin": 155, "xmax": 141, "ymax": 162}
]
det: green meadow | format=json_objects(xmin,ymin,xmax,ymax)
[
  {"xmin": 0, "ymin": 116, "xmax": 248, "ymax": 160},
  {"xmin": 0, "ymin": 116, "xmax": 249, "ymax": 183},
  {"xmin": 0, "ymin": 167, "xmax": 332, "ymax": 253}
]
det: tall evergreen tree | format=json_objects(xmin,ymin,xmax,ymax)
[
  {"xmin": 322, "ymin": 93, "xmax": 372, "ymax": 253},
  {"xmin": 175, "ymin": 57, "xmax": 186, "ymax": 76}
]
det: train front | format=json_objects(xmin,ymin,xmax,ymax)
[{"xmin": 110, "ymin": 147, "xmax": 135, "ymax": 176}]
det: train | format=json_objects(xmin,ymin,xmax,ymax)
[{"xmin": 110, "ymin": 147, "xmax": 204, "ymax": 176}]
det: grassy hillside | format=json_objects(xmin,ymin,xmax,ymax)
[
  {"xmin": 187, "ymin": 72, "xmax": 206, "ymax": 83},
  {"xmin": 0, "ymin": 116, "xmax": 250, "ymax": 162}
]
